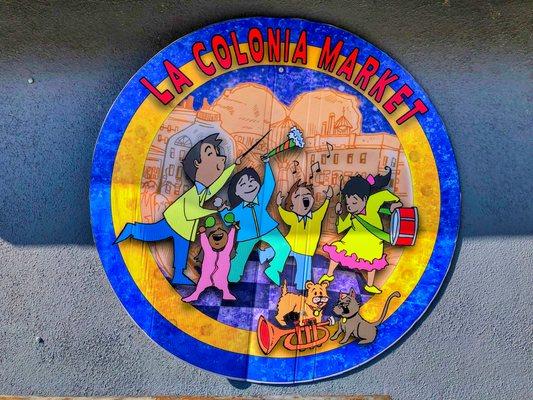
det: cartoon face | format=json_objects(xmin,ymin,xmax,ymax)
[
  {"xmin": 194, "ymin": 142, "xmax": 227, "ymax": 187},
  {"xmin": 235, "ymin": 173, "xmax": 260, "ymax": 203},
  {"xmin": 345, "ymin": 193, "xmax": 367, "ymax": 214},
  {"xmin": 305, "ymin": 281, "xmax": 329, "ymax": 310},
  {"xmin": 208, "ymin": 227, "xmax": 228, "ymax": 251},
  {"xmin": 333, "ymin": 289, "xmax": 360, "ymax": 317},
  {"xmin": 290, "ymin": 186, "xmax": 315, "ymax": 216}
]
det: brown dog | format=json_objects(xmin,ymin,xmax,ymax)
[{"xmin": 275, "ymin": 280, "xmax": 329, "ymax": 326}]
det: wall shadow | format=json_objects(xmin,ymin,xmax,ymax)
[{"xmin": 0, "ymin": 1, "xmax": 531, "ymax": 246}]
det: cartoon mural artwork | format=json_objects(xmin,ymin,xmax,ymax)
[
  {"xmin": 275, "ymin": 279, "xmax": 330, "ymax": 326},
  {"xmin": 257, "ymin": 313, "xmax": 335, "ymax": 355},
  {"xmin": 270, "ymin": 182, "xmax": 333, "ymax": 290},
  {"xmin": 219, "ymin": 158, "xmax": 291, "ymax": 286},
  {"xmin": 114, "ymin": 134, "xmax": 240, "ymax": 285},
  {"xmin": 320, "ymin": 168, "xmax": 405, "ymax": 294},
  {"xmin": 331, "ymin": 288, "xmax": 401, "ymax": 345},
  {"xmin": 91, "ymin": 18, "xmax": 460, "ymax": 383},
  {"xmin": 181, "ymin": 214, "xmax": 238, "ymax": 303}
]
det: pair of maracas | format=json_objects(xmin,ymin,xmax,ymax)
[{"xmin": 203, "ymin": 212, "xmax": 236, "ymax": 229}]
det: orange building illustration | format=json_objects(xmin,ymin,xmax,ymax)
[{"xmin": 141, "ymin": 83, "xmax": 413, "ymax": 283}]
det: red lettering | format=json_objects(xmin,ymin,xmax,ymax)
[
  {"xmin": 383, "ymin": 84, "xmax": 414, "ymax": 114},
  {"xmin": 139, "ymin": 77, "xmax": 174, "ymax": 105},
  {"xmin": 211, "ymin": 35, "xmax": 232, "ymax": 70},
  {"xmin": 336, "ymin": 47, "xmax": 359, "ymax": 81},
  {"xmin": 267, "ymin": 28, "xmax": 281, "ymax": 62},
  {"xmin": 368, "ymin": 68, "xmax": 399, "ymax": 102},
  {"xmin": 192, "ymin": 42, "xmax": 215, "ymax": 76},
  {"xmin": 230, "ymin": 31, "xmax": 248, "ymax": 65},
  {"xmin": 163, "ymin": 60, "xmax": 193, "ymax": 94},
  {"xmin": 396, "ymin": 99, "xmax": 428, "ymax": 124},
  {"xmin": 317, "ymin": 36, "xmax": 343, "ymax": 72},
  {"xmin": 248, "ymin": 28, "xmax": 264, "ymax": 63},
  {"xmin": 353, "ymin": 56, "xmax": 380, "ymax": 90},
  {"xmin": 291, "ymin": 31, "xmax": 307, "ymax": 64},
  {"xmin": 283, "ymin": 29, "xmax": 290, "ymax": 62}
]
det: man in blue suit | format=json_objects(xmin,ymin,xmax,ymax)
[{"xmin": 219, "ymin": 158, "xmax": 290, "ymax": 286}]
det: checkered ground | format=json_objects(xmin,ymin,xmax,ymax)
[{"xmin": 176, "ymin": 251, "xmax": 372, "ymax": 330}]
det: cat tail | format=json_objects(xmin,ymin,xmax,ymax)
[
  {"xmin": 374, "ymin": 291, "xmax": 401, "ymax": 326},
  {"xmin": 281, "ymin": 279, "xmax": 288, "ymax": 296}
]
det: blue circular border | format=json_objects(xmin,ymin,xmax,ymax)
[{"xmin": 90, "ymin": 17, "xmax": 460, "ymax": 383}]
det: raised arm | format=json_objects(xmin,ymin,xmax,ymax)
[
  {"xmin": 221, "ymin": 226, "xmax": 237, "ymax": 256},
  {"xmin": 199, "ymin": 231, "xmax": 212, "ymax": 253},
  {"xmin": 258, "ymin": 161, "xmax": 275, "ymax": 202}
]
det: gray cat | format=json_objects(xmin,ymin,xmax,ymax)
[{"xmin": 331, "ymin": 288, "xmax": 401, "ymax": 344}]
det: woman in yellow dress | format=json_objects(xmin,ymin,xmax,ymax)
[{"xmin": 320, "ymin": 167, "xmax": 402, "ymax": 294}]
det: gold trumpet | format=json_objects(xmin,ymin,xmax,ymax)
[{"xmin": 257, "ymin": 315, "xmax": 335, "ymax": 355}]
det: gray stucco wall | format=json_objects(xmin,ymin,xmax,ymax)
[{"xmin": 0, "ymin": 1, "xmax": 531, "ymax": 398}]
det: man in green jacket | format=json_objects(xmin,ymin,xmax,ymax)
[{"xmin": 115, "ymin": 133, "xmax": 240, "ymax": 285}]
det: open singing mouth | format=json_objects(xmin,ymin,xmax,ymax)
[
  {"xmin": 212, "ymin": 233, "xmax": 224, "ymax": 241},
  {"xmin": 303, "ymin": 198, "xmax": 310, "ymax": 208}
]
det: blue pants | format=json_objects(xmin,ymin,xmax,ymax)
[
  {"xmin": 259, "ymin": 248, "xmax": 313, "ymax": 290},
  {"xmin": 125, "ymin": 219, "xmax": 192, "ymax": 285},
  {"xmin": 228, "ymin": 228, "xmax": 290, "ymax": 286},
  {"xmin": 291, "ymin": 251, "xmax": 313, "ymax": 291}
]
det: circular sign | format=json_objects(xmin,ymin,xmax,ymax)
[{"xmin": 90, "ymin": 18, "xmax": 460, "ymax": 383}]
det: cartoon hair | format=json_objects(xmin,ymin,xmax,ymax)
[
  {"xmin": 227, "ymin": 167, "xmax": 261, "ymax": 208},
  {"xmin": 341, "ymin": 166, "xmax": 392, "ymax": 200},
  {"xmin": 285, "ymin": 179, "xmax": 314, "ymax": 210},
  {"xmin": 182, "ymin": 133, "xmax": 223, "ymax": 182}
]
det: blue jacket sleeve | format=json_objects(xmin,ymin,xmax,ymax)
[{"xmin": 258, "ymin": 161, "xmax": 275, "ymax": 203}]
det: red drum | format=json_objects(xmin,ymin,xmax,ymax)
[{"xmin": 390, "ymin": 207, "xmax": 418, "ymax": 246}]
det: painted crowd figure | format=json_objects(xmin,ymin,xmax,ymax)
[
  {"xmin": 219, "ymin": 159, "xmax": 290, "ymax": 286},
  {"xmin": 182, "ymin": 217, "xmax": 237, "ymax": 302},
  {"xmin": 261, "ymin": 180, "xmax": 333, "ymax": 290},
  {"xmin": 115, "ymin": 129, "xmax": 406, "ymax": 303},
  {"xmin": 114, "ymin": 134, "xmax": 241, "ymax": 285},
  {"xmin": 320, "ymin": 167, "xmax": 403, "ymax": 294}
]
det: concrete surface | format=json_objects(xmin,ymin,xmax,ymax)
[
  {"xmin": 0, "ymin": 1, "xmax": 531, "ymax": 399},
  {"xmin": 2, "ymin": 397, "xmax": 391, "ymax": 400}
]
